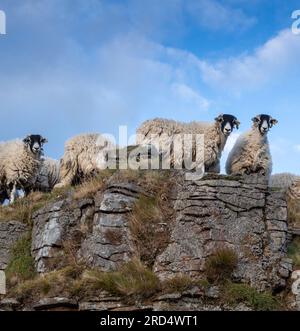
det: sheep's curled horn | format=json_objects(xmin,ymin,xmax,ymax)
[
  {"xmin": 233, "ymin": 118, "xmax": 240, "ymax": 129},
  {"xmin": 214, "ymin": 114, "xmax": 224, "ymax": 122},
  {"xmin": 269, "ymin": 117, "xmax": 278, "ymax": 127}
]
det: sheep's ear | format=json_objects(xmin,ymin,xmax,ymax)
[
  {"xmin": 23, "ymin": 136, "xmax": 31, "ymax": 145},
  {"xmin": 270, "ymin": 118, "xmax": 278, "ymax": 127},
  {"xmin": 214, "ymin": 114, "xmax": 223, "ymax": 122},
  {"xmin": 41, "ymin": 137, "xmax": 48, "ymax": 145},
  {"xmin": 234, "ymin": 119, "xmax": 240, "ymax": 129},
  {"xmin": 251, "ymin": 116, "xmax": 260, "ymax": 123}
]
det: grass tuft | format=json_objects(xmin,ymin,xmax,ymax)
[
  {"xmin": 73, "ymin": 170, "xmax": 115, "ymax": 200},
  {"xmin": 74, "ymin": 259, "xmax": 161, "ymax": 300},
  {"xmin": 6, "ymin": 232, "xmax": 36, "ymax": 286},
  {"xmin": 205, "ymin": 248, "xmax": 238, "ymax": 283},
  {"xmin": 287, "ymin": 237, "xmax": 300, "ymax": 268},
  {"xmin": 223, "ymin": 282, "xmax": 280, "ymax": 311},
  {"xmin": 162, "ymin": 275, "xmax": 196, "ymax": 294},
  {"xmin": 128, "ymin": 171, "xmax": 175, "ymax": 267}
]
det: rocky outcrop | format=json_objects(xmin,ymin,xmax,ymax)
[
  {"xmin": 31, "ymin": 182, "xmax": 144, "ymax": 273},
  {"xmin": 30, "ymin": 173, "xmax": 292, "ymax": 292},
  {"xmin": 0, "ymin": 221, "xmax": 28, "ymax": 270},
  {"xmin": 31, "ymin": 198, "xmax": 95, "ymax": 273},
  {"xmin": 154, "ymin": 175, "xmax": 292, "ymax": 291},
  {"xmin": 78, "ymin": 182, "xmax": 142, "ymax": 271},
  {"xmin": 1, "ymin": 172, "xmax": 297, "ymax": 310}
]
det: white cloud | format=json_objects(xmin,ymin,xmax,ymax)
[
  {"xmin": 185, "ymin": 0, "xmax": 256, "ymax": 32},
  {"xmin": 196, "ymin": 29, "xmax": 300, "ymax": 93},
  {"xmin": 171, "ymin": 83, "xmax": 210, "ymax": 110}
]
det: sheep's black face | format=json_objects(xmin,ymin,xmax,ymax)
[
  {"xmin": 252, "ymin": 114, "xmax": 278, "ymax": 135},
  {"xmin": 215, "ymin": 114, "xmax": 240, "ymax": 136},
  {"xmin": 23, "ymin": 134, "xmax": 48, "ymax": 156}
]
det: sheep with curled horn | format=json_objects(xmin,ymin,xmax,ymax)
[{"xmin": 226, "ymin": 114, "xmax": 278, "ymax": 178}]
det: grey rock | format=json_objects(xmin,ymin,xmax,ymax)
[
  {"xmin": 31, "ymin": 198, "xmax": 95, "ymax": 273},
  {"xmin": 0, "ymin": 221, "xmax": 28, "ymax": 270},
  {"xmin": 33, "ymin": 297, "xmax": 78, "ymax": 311},
  {"xmin": 0, "ymin": 298, "xmax": 20, "ymax": 311},
  {"xmin": 155, "ymin": 175, "xmax": 290, "ymax": 291},
  {"xmin": 206, "ymin": 286, "xmax": 220, "ymax": 299}
]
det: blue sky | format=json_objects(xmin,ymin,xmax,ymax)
[{"xmin": 0, "ymin": 0, "xmax": 300, "ymax": 174}]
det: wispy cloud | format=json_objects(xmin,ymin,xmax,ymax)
[
  {"xmin": 185, "ymin": 0, "xmax": 256, "ymax": 32},
  {"xmin": 196, "ymin": 29, "xmax": 300, "ymax": 93},
  {"xmin": 171, "ymin": 83, "xmax": 210, "ymax": 110}
]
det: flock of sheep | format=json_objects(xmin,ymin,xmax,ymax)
[{"xmin": 0, "ymin": 113, "xmax": 278, "ymax": 205}]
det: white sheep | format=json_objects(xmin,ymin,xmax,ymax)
[
  {"xmin": 269, "ymin": 173, "xmax": 300, "ymax": 190},
  {"xmin": 136, "ymin": 114, "xmax": 240, "ymax": 173},
  {"xmin": 0, "ymin": 135, "xmax": 47, "ymax": 204},
  {"xmin": 226, "ymin": 114, "xmax": 278, "ymax": 178},
  {"xmin": 26, "ymin": 157, "xmax": 60, "ymax": 193},
  {"xmin": 55, "ymin": 133, "xmax": 115, "ymax": 188}
]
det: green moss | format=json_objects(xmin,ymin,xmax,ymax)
[
  {"xmin": 6, "ymin": 232, "xmax": 36, "ymax": 283},
  {"xmin": 287, "ymin": 237, "xmax": 300, "ymax": 268},
  {"xmin": 224, "ymin": 282, "xmax": 279, "ymax": 311}
]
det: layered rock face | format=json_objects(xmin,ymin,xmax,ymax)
[
  {"xmin": 29, "ymin": 173, "xmax": 292, "ymax": 292},
  {"xmin": 0, "ymin": 221, "xmax": 28, "ymax": 271},
  {"xmin": 154, "ymin": 175, "xmax": 291, "ymax": 291},
  {"xmin": 31, "ymin": 182, "xmax": 142, "ymax": 273}
]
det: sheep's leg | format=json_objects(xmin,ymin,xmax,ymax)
[
  {"xmin": 0, "ymin": 189, "xmax": 8, "ymax": 205},
  {"xmin": 54, "ymin": 163, "xmax": 76, "ymax": 188},
  {"xmin": 206, "ymin": 160, "xmax": 220, "ymax": 174},
  {"xmin": 9, "ymin": 183, "xmax": 18, "ymax": 204},
  {"xmin": 24, "ymin": 187, "xmax": 32, "ymax": 196}
]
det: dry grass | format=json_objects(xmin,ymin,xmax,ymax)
[
  {"xmin": 0, "ymin": 170, "xmax": 115, "ymax": 223},
  {"xmin": 0, "ymin": 169, "xmax": 173, "ymax": 225},
  {"xmin": 10, "ymin": 265, "xmax": 83, "ymax": 302},
  {"xmin": 73, "ymin": 170, "xmax": 115, "ymax": 200},
  {"xmin": 205, "ymin": 248, "xmax": 238, "ymax": 283},
  {"xmin": 127, "ymin": 171, "xmax": 175, "ymax": 267},
  {"xmin": 73, "ymin": 259, "xmax": 161, "ymax": 301},
  {"xmin": 0, "ymin": 187, "xmax": 70, "ymax": 224},
  {"xmin": 104, "ymin": 229, "xmax": 123, "ymax": 245},
  {"xmin": 10, "ymin": 259, "xmax": 160, "ymax": 304},
  {"xmin": 162, "ymin": 275, "xmax": 196, "ymax": 294}
]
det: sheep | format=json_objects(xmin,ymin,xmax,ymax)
[
  {"xmin": 0, "ymin": 134, "xmax": 47, "ymax": 204},
  {"xmin": 0, "ymin": 188, "xmax": 8, "ymax": 205},
  {"xmin": 226, "ymin": 114, "xmax": 278, "ymax": 178},
  {"xmin": 55, "ymin": 133, "xmax": 115, "ymax": 188},
  {"xmin": 269, "ymin": 173, "xmax": 300, "ymax": 191},
  {"xmin": 25, "ymin": 157, "xmax": 60, "ymax": 193},
  {"xmin": 136, "ymin": 114, "xmax": 240, "ymax": 173}
]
